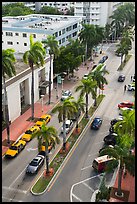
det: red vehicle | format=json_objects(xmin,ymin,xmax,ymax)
[
  {"xmin": 92, "ymin": 155, "xmax": 114, "ymax": 172},
  {"xmin": 118, "ymin": 101, "xmax": 134, "ymax": 109}
]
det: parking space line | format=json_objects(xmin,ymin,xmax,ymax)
[
  {"xmin": 3, "ymin": 186, "xmax": 27, "ymax": 194},
  {"xmin": 81, "ymin": 165, "xmax": 93, "ymax": 171},
  {"xmin": 71, "ymin": 193, "xmax": 82, "ymax": 202},
  {"xmin": 82, "ymin": 182, "xmax": 94, "ymax": 192}
]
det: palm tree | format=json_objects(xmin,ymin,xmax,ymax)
[
  {"xmin": 51, "ymin": 97, "xmax": 76, "ymax": 150},
  {"xmin": 2, "ymin": 49, "xmax": 16, "ymax": 144},
  {"xmin": 75, "ymin": 78, "xmax": 97, "ymax": 118},
  {"xmin": 32, "ymin": 122, "xmax": 60, "ymax": 174},
  {"xmin": 89, "ymin": 64, "xmax": 109, "ymax": 105},
  {"xmin": 115, "ymin": 41, "xmax": 129, "ymax": 65},
  {"xmin": 113, "ymin": 109, "xmax": 135, "ymax": 149},
  {"xmin": 42, "ymin": 35, "xmax": 59, "ymax": 104},
  {"xmin": 23, "ymin": 34, "xmax": 46, "ymax": 120},
  {"xmin": 71, "ymin": 97, "xmax": 86, "ymax": 131},
  {"xmin": 100, "ymin": 145, "xmax": 135, "ymax": 197},
  {"xmin": 79, "ymin": 24, "xmax": 96, "ymax": 62}
]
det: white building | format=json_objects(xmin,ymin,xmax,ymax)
[
  {"xmin": 2, "ymin": 55, "xmax": 52, "ymax": 123},
  {"xmin": 2, "ymin": 14, "xmax": 83, "ymax": 53},
  {"xmin": 74, "ymin": 2, "xmax": 124, "ymax": 27}
]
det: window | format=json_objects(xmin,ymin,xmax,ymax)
[
  {"xmin": 59, "ymin": 30, "xmax": 61, "ymax": 36},
  {"xmin": 23, "ymin": 33, "xmax": 27, "ymax": 37},
  {"xmin": 55, "ymin": 32, "xmax": 58, "ymax": 37},
  {"xmin": 24, "ymin": 43, "xmax": 27, "ymax": 46},
  {"xmin": 66, "ymin": 26, "xmax": 71, "ymax": 32},
  {"xmin": 62, "ymin": 29, "xmax": 65, "ymax": 34},
  {"xmin": 62, "ymin": 38, "xmax": 65, "ymax": 43},
  {"xmin": 59, "ymin": 39, "xmax": 61, "ymax": 45},
  {"xmin": 7, "ymin": 41, "xmax": 13, "ymax": 45},
  {"xmin": 33, "ymin": 34, "xmax": 36, "ymax": 38},
  {"xmin": 15, "ymin": 33, "xmax": 19, "ymax": 36},
  {"xmin": 17, "ymin": 42, "xmax": 19, "ymax": 44},
  {"xmin": 73, "ymin": 23, "xmax": 77, "ymax": 29},
  {"xmin": 6, "ymin": 32, "xmax": 13, "ymax": 36},
  {"xmin": 72, "ymin": 32, "xmax": 77, "ymax": 37}
]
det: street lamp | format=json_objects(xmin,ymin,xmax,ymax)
[
  {"xmin": 61, "ymin": 78, "xmax": 64, "ymax": 93},
  {"xmin": 41, "ymin": 95, "xmax": 44, "ymax": 113}
]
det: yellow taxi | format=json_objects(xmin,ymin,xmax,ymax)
[
  {"xmin": 21, "ymin": 125, "xmax": 40, "ymax": 142},
  {"xmin": 35, "ymin": 114, "xmax": 51, "ymax": 128},
  {"xmin": 5, "ymin": 140, "xmax": 26, "ymax": 158}
]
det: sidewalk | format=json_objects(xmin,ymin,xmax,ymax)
[{"xmin": 2, "ymin": 56, "xmax": 97, "ymax": 156}]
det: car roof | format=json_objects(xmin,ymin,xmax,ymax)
[
  {"xmin": 40, "ymin": 114, "xmax": 51, "ymax": 119},
  {"xmin": 94, "ymin": 117, "xmax": 101, "ymax": 120},
  {"xmin": 66, "ymin": 120, "xmax": 72, "ymax": 124}
]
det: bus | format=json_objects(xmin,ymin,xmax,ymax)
[{"xmin": 92, "ymin": 155, "xmax": 114, "ymax": 172}]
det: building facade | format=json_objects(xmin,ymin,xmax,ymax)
[
  {"xmin": 2, "ymin": 56, "xmax": 52, "ymax": 123},
  {"xmin": 74, "ymin": 2, "xmax": 124, "ymax": 27},
  {"xmin": 2, "ymin": 14, "xmax": 83, "ymax": 53}
]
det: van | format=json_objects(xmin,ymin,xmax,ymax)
[{"xmin": 92, "ymin": 155, "xmax": 114, "ymax": 172}]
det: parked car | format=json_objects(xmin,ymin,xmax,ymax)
[
  {"xmin": 92, "ymin": 154, "xmax": 114, "ymax": 173},
  {"xmin": 61, "ymin": 120, "xmax": 73, "ymax": 134},
  {"xmin": 26, "ymin": 154, "xmax": 44, "ymax": 174},
  {"xmin": 5, "ymin": 140, "xmax": 26, "ymax": 158},
  {"xmin": 99, "ymin": 144, "xmax": 114, "ymax": 154},
  {"xmin": 110, "ymin": 116, "xmax": 123, "ymax": 126},
  {"xmin": 83, "ymin": 73, "xmax": 89, "ymax": 80},
  {"xmin": 35, "ymin": 114, "xmax": 51, "ymax": 128},
  {"xmin": 119, "ymin": 107, "xmax": 133, "ymax": 115},
  {"xmin": 127, "ymin": 84, "xmax": 135, "ymax": 91},
  {"xmin": 118, "ymin": 101, "xmax": 134, "ymax": 109},
  {"xmin": 61, "ymin": 90, "xmax": 72, "ymax": 101},
  {"xmin": 90, "ymin": 117, "xmax": 102, "ymax": 130},
  {"xmin": 21, "ymin": 125, "xmax": 40, "ymax": 142},
  {"xmin": 103, "ymin": 133, "xmax": 118, "ymax": 146},
  {"xmin": 118, "ymin": 74, "xmax": 125, "ymax": 82}
]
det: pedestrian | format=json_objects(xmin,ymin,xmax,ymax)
[
  {"xmin": 131, "ymin": 75, "xmax": 133, "ymax": 81},
  {"xmin": 124, "ymin": 85, "xmax": 126, "ymax": 92},
  {"xmin": 87, "ymin": 66, "xmax": 89, "ymax": 70}
]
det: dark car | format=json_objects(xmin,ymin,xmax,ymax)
[
  {"xmin": 110, "ymin": 116, "xmax": 123, "ymax": 126},
  {"xmin": 103, "ymin": 133, "xmax": 118, "ymax": 146},
  {"xmin": 98, "ymin": 55, "xmax": 108, "ymax": 64},
  {"xmin": 26, "ymin": 155, "xmax": 44, "ymax": 174},
  {"xmin": 118, "ymin": 74, "xmax": 125, "ymax": 82},
  {"xmin": 91, "ymin": 117, "xmax": 102, "ymax": 130},
  {"xmin": 99, "ymin": 144, "xmax": 114, "ymax": 154}
]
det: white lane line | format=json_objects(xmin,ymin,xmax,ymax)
[
  {"xmin": 81, "ymin": 165, "xmax": 93, "ymax": 171},
  {"xmin": 71, "ymin": 193, "xmax": 82, "ymax": 202},
  {"xmin": 3, "ymin": 186, "xmax": 27, "ymax": 194},
  {"xmin": 2, "ymin": 196, "xmax": 23, "ymax": 202},
  {"xmin": 82, "ymin": 182, "xmax": 94, "ymax": 192},
  {"xmin": 9, "ymin": 168, "xmax": 26, "ymax": 188}
]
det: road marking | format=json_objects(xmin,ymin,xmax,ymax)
[
  {"xmin": 2, "ymin": 196, "xmax": 23, "ymax": 202},
  {"xmin": 88, "ymin": 153, "xmax": 98, "ymax": 157},
  {"xmin": 71, "ymin": 193, "xmax": 82, "ymax": 202},
  {"xmin": 82, "ymin": 182, "xmax": 94, "ymax": 192},
  {"xmin": 2, "ymin": 186, "xmax": 27, "ymax": 194},
  {"xmin": 9, "ymin": 168, "xmax": 26, "ymax": 188},
  {"xmin": 81, "ymin": 165, "xmax": 93, "ymax": 171},
  {"xmin": 27, "ymin": 147, "xmax": 38, "ymax": 151}
]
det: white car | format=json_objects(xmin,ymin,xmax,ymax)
[
  {"xmin": 119, "ymin": 107, "xmax": 133, "ymax": 115},
  {"xmin": 61, "ymin": 90, "xmax": 72, "ymax": 101},
  {"xmin": 61, "ymin": 120, "xmax": 73, "ymax": 134},
  {"xmin": 127, "ymin": 84, "xmax": 135, "ymax": 91},
  {"xmin": 83, "ymin": 73, "xmax": 89, "ymax": 80}
]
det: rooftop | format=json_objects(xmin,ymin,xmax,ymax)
[{"xmin": 2, "ymin": 14, "xmax": 83, "ymax": 34}]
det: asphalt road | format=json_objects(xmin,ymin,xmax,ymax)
[{"xmin": 2, "ymin": 42, "xmax": 135, "ymax": 202}]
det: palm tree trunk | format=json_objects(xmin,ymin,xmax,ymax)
[
  {"xmin": 48, "ymin": 54, "xmax": 52, "ymax": 104},
  {"xmin": 121, "ymin": 55, "xmax": 123, "ymax": 66},
  {"xmin": 85, "ymin": 42, "xmax": 88, "ymax": 62},
  {"xmin": 62, "ymin": 119, "xmax": 66, "ymax": 150},
  {"xmin": 3, "ymin": 77, "xmax": 10, "ymax": 144},
  {"xmin": 94, "ymin": 87, "xmax": 97, "ymax": 106},
  {"xmin": 85, "ymin": 93, "xmax": 88, "ymax": 118},
  {"xmin": 31, "ymin": 64, "xmax": 34, "ymax": 120},
  {"xmin": 117, "ymin": 164, "xmax": 123, "ymax": 196},
  {"xmin": 45, "ymin": 149, "xmax": 50, "ymax": 174}
]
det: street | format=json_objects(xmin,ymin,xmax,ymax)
[{"xmin": 2, "ymin": 42, "xmax": 135, "ymax": 202}]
